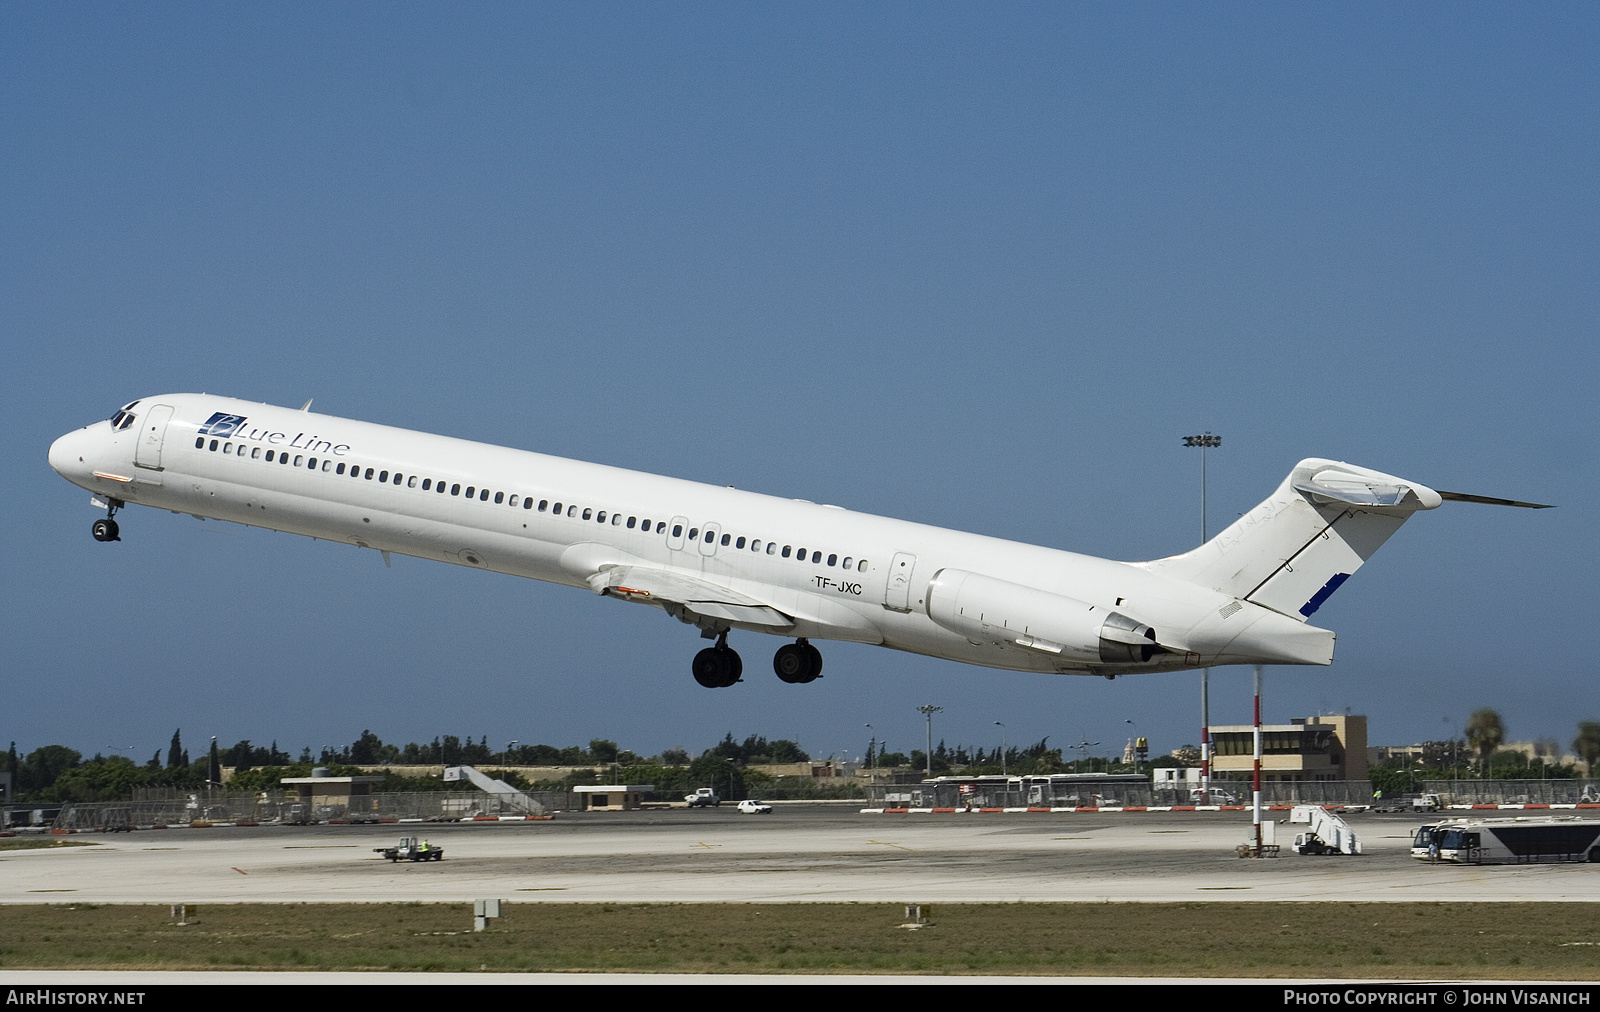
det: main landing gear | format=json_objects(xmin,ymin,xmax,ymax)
[
  {"xmin": 773, "ymin": 638, "xmax": 823, "ymax": 684},
  {"xmin": 692, "ymin": 632, "xmax": 743, "ymax": 688},
  {"xmin": 690, "ymin": 634, "xmax": 825, "ymax": 688},
  {"xmin": 92, "ymin": 499, "xmax": 124, "ymax": 542}
]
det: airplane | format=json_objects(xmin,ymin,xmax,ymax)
[{"xmin": 49, "ymin": 394, "xmax": 1548, "ymax": 688}]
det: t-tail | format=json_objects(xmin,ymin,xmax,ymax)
[{"xmin": 1142, "ymin": 458, "xmax": 1549, "ymax": 649}]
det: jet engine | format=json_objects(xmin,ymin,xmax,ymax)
[{"xmin": 925, "ymin": 569, "xmax": 1161, "ymax": 664}]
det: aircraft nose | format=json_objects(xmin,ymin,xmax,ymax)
[{"xmin": 49, "ymin": 426, "xmax": 96, "ymax": 480}]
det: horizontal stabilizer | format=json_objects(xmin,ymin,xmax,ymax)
[{"xmin": 1436, "ymin": 490, "xmax": 1553, "ymax": 509}]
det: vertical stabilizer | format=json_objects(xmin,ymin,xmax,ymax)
[{"xmin": 1141, "ymin": 459, "xmax": 1442, "ymax": 621}]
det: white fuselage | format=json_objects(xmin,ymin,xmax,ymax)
[{"xmin": 50, "ymin": 394, "xmax": 1336, "ymax": 677}]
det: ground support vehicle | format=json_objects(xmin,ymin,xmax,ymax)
[
  {"xmin": 1289, "ymin": 805, "xmax": 1362, "ymax": 855},
  {"xmin": 374, "ymin": 836, "xmax": 443, "ymax": 862},
  {"xmin": 685, "ymin": 788, "xmax": 721, "ymax": 808},
  {"xmin": 737, "ymin": 799, "xmax": 772, "ymax": 814},
  {"xmin": 1412, "ymin": 817, "xmax": 1600, "ymax": 864}
]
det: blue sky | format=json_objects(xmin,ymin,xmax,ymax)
[{"xmin": 4, "ymin": 4, "xmax": 1595, "ymax": 766}]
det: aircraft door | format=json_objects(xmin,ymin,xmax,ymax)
[
  {"xmin": 699, "ymin": 522, "xmax": 721, "ymax": 557},
  {"xmin": 666, "ymin": 516, "xmax": 689, "ymax": 552},
  {"xmin": 883, "ymin": 552, "xmax": 917, "ymax": 611},
  {"xmin": 134, "ymin": 404, "xmax": 175, "ymax": 470}
]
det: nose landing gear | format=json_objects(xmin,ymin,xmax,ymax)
[
  {"xmin": 92, "ymin": 499, "xmax": 124, "ymax": 542},
  {"xmin": 773, "ymin": 638, "xmax": 823, "ymax": 683},
  {"xmin": 692, "ymin": 631, "xmax": 743, "ymax": 688}
]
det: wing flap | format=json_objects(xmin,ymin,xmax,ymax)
[{"xmin": 589, "ymin": 566, "xmax": 794, "ymax": 629}]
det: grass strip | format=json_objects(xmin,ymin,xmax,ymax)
[{"xmin": 0, "ymin": 902, "xmax": 1594, "ymax": 977}]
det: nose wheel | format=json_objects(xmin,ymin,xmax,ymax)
[
  {"xmin": 773, "ymin": 639, "xmax": 823, "ymax": 683},
  {"xmin": 92, "ymin": 501, "xmax": 122, "ymax": 543},
  {"xmin": 692, "ymin": 632, "xmax": 743, "ymax": 688}
]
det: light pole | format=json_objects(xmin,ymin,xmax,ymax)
[
  {"xmin": 1250, "ymin": 664, "xmax": 1265, "ymax": 856},
  {"xmin": 994, "ymin": 722, "xmax": 1006, "ymax": 776},
  {"xmin": 1184, "ymin": 432, "xmax": 1221, "ymax": 803},
  {"xmin": 918, "ymin": 705, "xmax": 942, "ymax": 777}
]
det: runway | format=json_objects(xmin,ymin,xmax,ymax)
[{"xmin": 2, "ymin": 806, "xmax": 1593, "ymax": 904}]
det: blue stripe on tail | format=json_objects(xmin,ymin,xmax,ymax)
[{"xmin": 1300, "ymin": 573, "xmax": 1351, "ymax": 617}]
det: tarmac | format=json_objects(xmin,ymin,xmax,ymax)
[{"xmin": 3, "ymin": 805, "xmax": 1595, "ymax": 905}]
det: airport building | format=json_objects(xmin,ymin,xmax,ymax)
[{"xmin": 1208, "ymin": 714, "xmax": 1367, "ymax": 783}]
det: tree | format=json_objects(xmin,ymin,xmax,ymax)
[
  {"xmin": 1465, "ymin": 709, "xmax": 1505, "ymax": 774},
  {"xmin": 349, "ymin": 730, "xmax": 386, "ymax": 764},
  {"xmin": 21, "ymin": 746, "xmax": 81, "ymax": 794},
  {"xmin": 167, "ymin": 729, "xmax": 184, "ymax": 770},
  {"xmin": 588, "ymin": 739, "xmax": 620, "ymax": 764},
  {"xmin": 1575, "ymin": 721, "xmax": 1600, "ymax": 779},
  {"xmin": 766, "ymin": 740, "xmax": 809, "ymax": 763}
]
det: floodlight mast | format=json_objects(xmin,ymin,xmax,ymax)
[
  {"xmin": 1183, "ymin": 433, "xmax": 1221, "ymax": 804},
  {"xmin": 918, "ymin": 705, "xmax": 942, "ymax": 777}
]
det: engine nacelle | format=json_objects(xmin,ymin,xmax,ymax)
[{"xmin": 925, "ymin": 569, "xmax": 1160, "ymax": 664}]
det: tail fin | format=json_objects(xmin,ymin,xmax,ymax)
[{"xmin": 1141, "ymin": 459, "xmax": 1443, "ymax": 622}]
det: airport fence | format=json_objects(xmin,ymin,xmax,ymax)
[
  {"xmin": 863, "ymin": 779, "xmax": 1600, "ymax": 809},
  {"xmin": 1420, "ymin": 780, "xmax": 1599, "ymax": 806},
  {"xmin": 867, "ymin": 777, "xmax": 1154, "ymax": 809},
  {"xmin": 748, "ymin": 776, "xmax": 867, "ymax": 801},
  {"xmin": 42, "ymin": 788, "xmax": 556, "ymax": 831}
]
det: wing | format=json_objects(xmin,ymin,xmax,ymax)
[{"xmin": 589, "ymin": 565, "xmax": 794, "ymax": 629}]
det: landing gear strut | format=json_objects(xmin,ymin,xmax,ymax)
[
  {"xmin": 92, "ymin": 499, "xmax": 123, "ymax": 543},
  {"xmin": 773, "ymin": 638, "xmax": 823, "ymax": 683},
  {"xmin": 692, "ymin": 631, "xmax": 743, "ymax": 688}
]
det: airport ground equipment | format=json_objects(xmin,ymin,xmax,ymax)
[
  {"xmin": 1289, "ymin": 805, "xmax": 1363, "ymax": 855},
  {"xmin": 1411, "ymin": 817, "xmax": 1600, "ymax": 864},
  {"xmin": 442, "ymin": 765, "xmax": 545, "ymax": 816},
  {"xmin": 737, "ymin": 799, "xmax": 772, "ymax": 814},
  {"xmin": 375, "ymin": 836, "xmax": 442, "ymax": 862},
  {"xmin": 685, "ymin": 788, "xmax": 720, "ymax": 808},
  {"xmin": 1373, "ymin": 792, "xmax": 1442, "ymax": 814},
  {"xmin": 1236, "ymin": 817, "xmax": 1279, "ymax": 857}
]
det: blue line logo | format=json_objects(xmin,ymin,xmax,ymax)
[{"xmin": 198, "ymin": 412, "xmax": 247, "ymax": 438}]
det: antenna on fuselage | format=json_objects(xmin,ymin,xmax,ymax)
[{"xmin": 299, "ymin": 399, "xmax": 313, "ymax": 412}]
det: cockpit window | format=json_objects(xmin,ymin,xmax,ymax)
[{"xmin": 109, "ymin": 401, "xmax": 140, "ymax": 430}]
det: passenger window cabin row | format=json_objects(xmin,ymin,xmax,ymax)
[{"xmin": 195, "ymin": 435, "xmax": 869, "ymax": 573}]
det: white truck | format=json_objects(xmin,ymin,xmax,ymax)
[
  {"xmin": 1289, "ymin": 805, "xmax": 1363, "ymax": 855},
  {"xmin": 684, "ymin": 788, "xmax": 721, "ymax": 808}
]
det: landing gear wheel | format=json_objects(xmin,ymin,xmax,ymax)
[
  {"xmin": 773, "ymin": 640, "xmax": 822, "ymax": 683},
  {"xmin": 92, "ymin": 517, "xmax": 120, "ymax": 542},
  {"xmin": 692, "ymin": 645, "xmax": 742, "ymax": 688}
]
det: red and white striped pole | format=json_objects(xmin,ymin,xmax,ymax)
[{"xmin": 1253, "ymin": 664, "xmax": 1264, "ymax": 854}]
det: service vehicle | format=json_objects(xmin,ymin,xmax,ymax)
[
  {"xmin": 1412, "ymin": 817, "xmax": 1600, "ymax": 864},
  {"xmin": 737, "ymin": 799, "xmax": 773, "ymax": 814},
  {"xmin": 374, "ymin": 836, "xmax": 443, "ymax": 862},
  {"xmin": 685, "ymin": 788, "xmax": 721, "ymax": 808},
  {"xmin": 1289, "ymin": 805, "xmax": 1362, "ymax": 855}
]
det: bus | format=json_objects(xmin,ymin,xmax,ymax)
[{"xmin": 1412, "ymin": 817, "xmax": 1600, "ymax": 864}]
